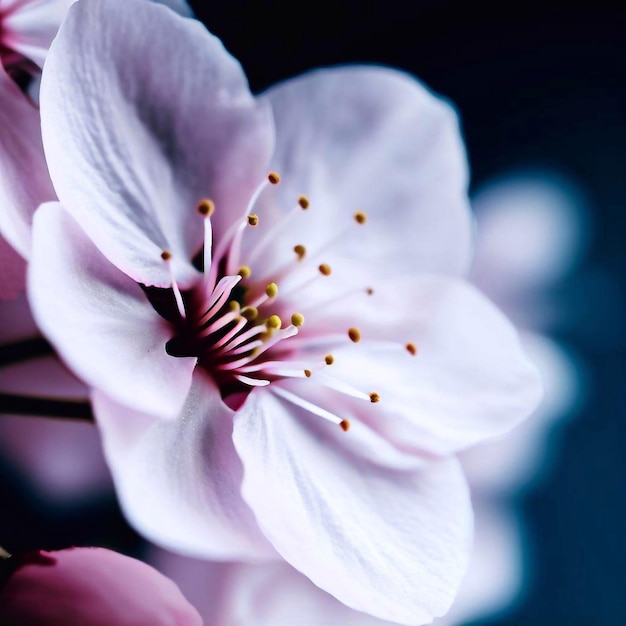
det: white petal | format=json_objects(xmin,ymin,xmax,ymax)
[
  {"xmin": 93, "ymin": 372, "xmax": 277, "ymax": 561},
  {"xmin": 40, "ymin": 0, "xmax": 273, "ymax": 287},
  {"xmin": 296, "ymin": 275, "xmax": 543, "ymax": 456},
  {"xmin": 242, "ymin": 67, "xmax": 472, "ymax": 281},
  {"xmin": 28, "ymin": 202, "xmax": 195, "ymax": 419},
  {"xmin": 233, "ymin": 390, "xmax": 473, "ymax": 624}
]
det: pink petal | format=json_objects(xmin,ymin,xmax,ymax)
[
  {"xmin": 40, "ymin": 0, "xmax": 273, "ymax": 287},
  {"xmin": 1, "ymin": 0, "xmax": 77, "ymax": 68},
  {"xmin": 0, "ymin": 66, "xmax": 55, "ymax": 258},
  {"xmin": 233, "ymin": 390, "xmax": 472, "ymax": 625},
  {"xmin": 0, "ymin": 233, "xmax": 26, "ymax": 300},
  {"xmin": 28, "ymin": 203, "xmax": 195, "ymax": 419},
  {"xmin": 0, "ymin": 547, "xmax": 202, "ymax": 625},
  {"xmin": 93, "ymin": 371, "xmax": 277, "ymax": 562},
  {"xmin": 0, "ymin": 293, "xmax": 38, "ymax": 342},
  {"xmin": 242, "ymin": 67, "xmax": 472, "ymax": 282}
]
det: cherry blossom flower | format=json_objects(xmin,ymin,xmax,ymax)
[
  {"xmin": 149, "ymin": 173, "xmax": 586, "ymax": 626},
  {"xmin": 28, "ymin": 0, "xmax": 541, "ymax": 622},
  {"xmin": 0, "ymin": 547, "xmax": 202, "ymax": 625}
]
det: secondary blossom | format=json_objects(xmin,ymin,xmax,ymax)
[{"xmin": 29, "ymin": 0, "xmax": 542, "ymax": 624}]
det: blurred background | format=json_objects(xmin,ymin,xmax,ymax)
[{"xmin": 1, "ymin": 1, "xmax": 625, "ymax": 624}]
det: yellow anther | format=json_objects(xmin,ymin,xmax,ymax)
[
  {"xmin": 298, "ymin": 195, "xmax": 310, "ymax": 209},
  {"xmin": 265, "ymin": 282, "xmax": 278, "ymax": 298},
  {"xmin": 406, "ymin": 342, "xmax": 418, "ymax": 356},
  {"xmin": 340, "ymin": 419, "xmax": 351, "ymax": 432},
  {"xmin": 266, "ymin": 314, "xmax": 281, "ymax": 330},
  {"xmin": 241, "ymin": 306, "xmax": 259, "ymax": 321},
  {"xmin": 291, "ymin": 313, "xmax": 305, "ymax": 327},
  {"xmin": 348, "ymin": 327, "xmax": 361, "ymax": 343},
  {"xmin": 197, "ymin": 199, "xmax": 215, "ymax": 216},
  {"xmin": 354, "ymin": 211, "xmax": 367, "ymax": 224},
  {"xmin": 247, "ymin": 213, "xmax": 259, "ymax": 226},
  {"xmin": 268, "ymin": 171, "xmax": 281, "ymax": 185},
  {"xmin": 161, "ymin": 250, "xmax": 172, "ymax": 261},
  {"xmin": 369, "ymin": 392, "xmax": 380, "ymax": 403},
  {"xmin": 294, "ymin": 244, "xmax": 306, "ymax": 260},
  {"xmin": 366, "ymin": 287, "xmax": 374, "ymax": 295},
  {"xmin": 228, "ymin": 300, "xmax": 240, "ymax": 312},
  {"xmin": 324, "ymin": 354, "xmax": 334, "ymax": 365},
  {"xmin": 304, "ymin": 369, "xmax": 312, "ymax": 378},
  {"xmin": 318, "ymin": 263, "xmax": 332, "ymax": 276},
  {"xmin": 238, "ymin": 266, "xmax": 252, "ymax": 278}
]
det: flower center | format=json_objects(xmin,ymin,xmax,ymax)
[{"xmin": 144, "ymin": 173, "xmax": 417, "ymax": 425}]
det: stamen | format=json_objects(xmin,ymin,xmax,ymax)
[
  {"xmin": 294, "ymin": 244, "xmax": 306, "ymax": 260},
  {"xmin": 325, "ymin": 354, "xmax": 334, "ymax": 365},
  {"xmin": 271, "ymin": 386, "xmax": 348, "ymax": 430},
  {"xmin": 291, "ymin": 313, "xmax": 305, "ymax": 327},
  {"xmin": 406, "ymin": 342, "xmax": 418, "ymax": 356},
  {"xmin": 369, "ymin": 392, "xmax": 380, "ymax": 403},
  {"xmin": 241, "ymin": 306, "xmax": 258, "ymax": 321},
  {"xmin": 366, "ymin": 287, "xmax": 374, "ymax": 296},
  {"xmin": 266, "ymin": 314, "xmax": 282, "ymax": 330},
  {"xmin": 348, "ymin": 327, "xmax": 361, "ymax": 343},
  {"xmin": 304, "ymin": 369, "xmax": 312, "ymax": 377},
  {"xmin": 198, "ymin": 275, "xmax": 241, "ymax": 324},
  {"xmin": 268, "ymin": 171, "xmax": 281, "ymax": 185},
  {"xmin": 161, "ymin": 250, "xmax": 186, "ymax": 320},
  {"xmin": 238, "ymin": 266, "xmax": 252, "ymax": 278},
  {"xmin": 298, "ymin": 195, "xmax": 310, "ymax": 209},
  {"xmin": 247, "ymin": 214, "xmax": 259, "ymax": 226},
  {"xmin": 197, "ymin": 199, "xmax": 215, "ymax": 217},
  {"xmin": 313, "ymin": 371, "xmax": 374, "ymax": 402},
  {"xmin": 353, "ymin": 211, "xmax": 367, "ymax": 224},
  {"xmin": 318, "ymin": 263, "xmax": 332, "ymax": 276},
  {"xmin": 235, "ymin": 374, "xmax": 271, "ymax": 387},
  {"xmin": 197, "ymin": 201, "xmax": 214, "ymax": 277}
]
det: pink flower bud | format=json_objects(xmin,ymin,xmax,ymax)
[{"xmin": 0, "ymin": 547, "xmax": 202, "ymax": 625}]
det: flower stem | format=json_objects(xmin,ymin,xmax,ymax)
[{"xmin": 0, "ymin": 394, "xmax": 93, "ymax": 422}]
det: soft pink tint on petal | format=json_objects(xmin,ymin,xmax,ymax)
[
  {"xmin": 295, "ymin": 275, "xmax": 542, "ymax": 457},
  {"xmin": 0, "ymin": 547, "xmax": 202, "ymax": 626},
  {"xmin": 244, "ymin": 67, "xmax": 472, "ymax": 281},
  {"xmin": 0, "ymin": 66, "xmax": 55, "ymax": 258},
  {"xmin": 471, "ymin": 172, "xmax": 588, "ymax": 327},
  {"xmin": 0, "ymin": 293, "xmax": 38, "ymax": 342},
  {"xmin": 40, "ymin": 0, "xmax": 273, "ymax": 287},
  {"xmin": 435, "ymin": 505, "xmax": 522, "ymax": 626},
  {"xmin": 0, "ymin": 233, "xmax": 26, "ymax": 299},
  {"xmin": 233, "ymin": 390, "xmax": 472, "ymax": 625},
  {"xmin": 28, "ymin": 203, "xmax": 195, "ymax": 418},
  {"xmin": 0, "ymin": 355, "xmax": 104, "ymax": 503},
  {"xmin": 461, "ymin": 331, "xmax": 582, "ymax": 495},
  {"xmin": 93, "ymin": 371, "xmax": 277, "ymax": 562},
  {"xmin": 1, "ymin": 0, "xmax": 76, "ymax": 68}
]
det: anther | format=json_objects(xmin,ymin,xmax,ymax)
[
  {"xmin": 348, "ymin": 327, "xmax": 361, "ymax": 343},
  {"xmin": 197, "ymin": 199, "xmax": 215, "ymax": 216},
  {"xmin": 291, "ymin": 313, "xmax": 305, "ymax": 327},
  {"xmin": 369, "ymin": 392, "xmax": 380, "ymax": 403},
  {"xmin": 228, "ymin": 300, "xmax": 240, "ymax": 312},
  {"xmin": 324, "ymin": 354, "xmax": 334, "ymax": 365},
  {"xmin": 241, "ymin": 306, "xmax": 259, "ymax": 321},
  {"xmin": 266, "ymin": 315, "xmax": 282, "ymax": 330},
  {"xmin": 247, "ymin": 214, "xmax": 259, "ymax": 226},
  {"xmin": 268, "ymin": 171, "xmax": 281, "ymax": 185},
  {"xmin": 161, "ymin": 250, "xmax": 172, "ymax": 261},
  {"xmin": 318, "ymin": 263, "xmax": 332, "ymax": 276},
  {"xmin": 340, "ymin": 419, "xmax": 351, "ymax": 432},
  {"xmin": 406, "ymin": 342, "xmax": 418, "ymax": 356},
  {"xmin": 354, "ymin": 211, "xmax": 367, "ymax": 224},
  {"xmin": 238, "ymin": 266, "xmax": 252, "ymax": 278},
  {"xmin": 298, "ymin": 195, "xmax": 310, "ymax": 209},
  {"xmin": 304, "ymin": 369, "xmax": 312, "ymax": 378},
  {"xmin": 366, "ymin": 287, "xmax": 374, "ymax": 295},
  {"xmin": 265, "ymin": 282, "xmax": 278, "ymax": 298},
  {"xmin": 294, "ymin": 244, "xmax": 306, "ymax": 260}
]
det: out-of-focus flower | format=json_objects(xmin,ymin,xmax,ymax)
[
  {"xmin": 151, "ymin": 172, "xmax": 587, "ymax": 626},
  {"xmin": 29, "ymin": 0, "xmax": 541, "ymax": 622},
  {"xmin": 0, "ymin": 546, "xmax": 202, "ymax": 625}
]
